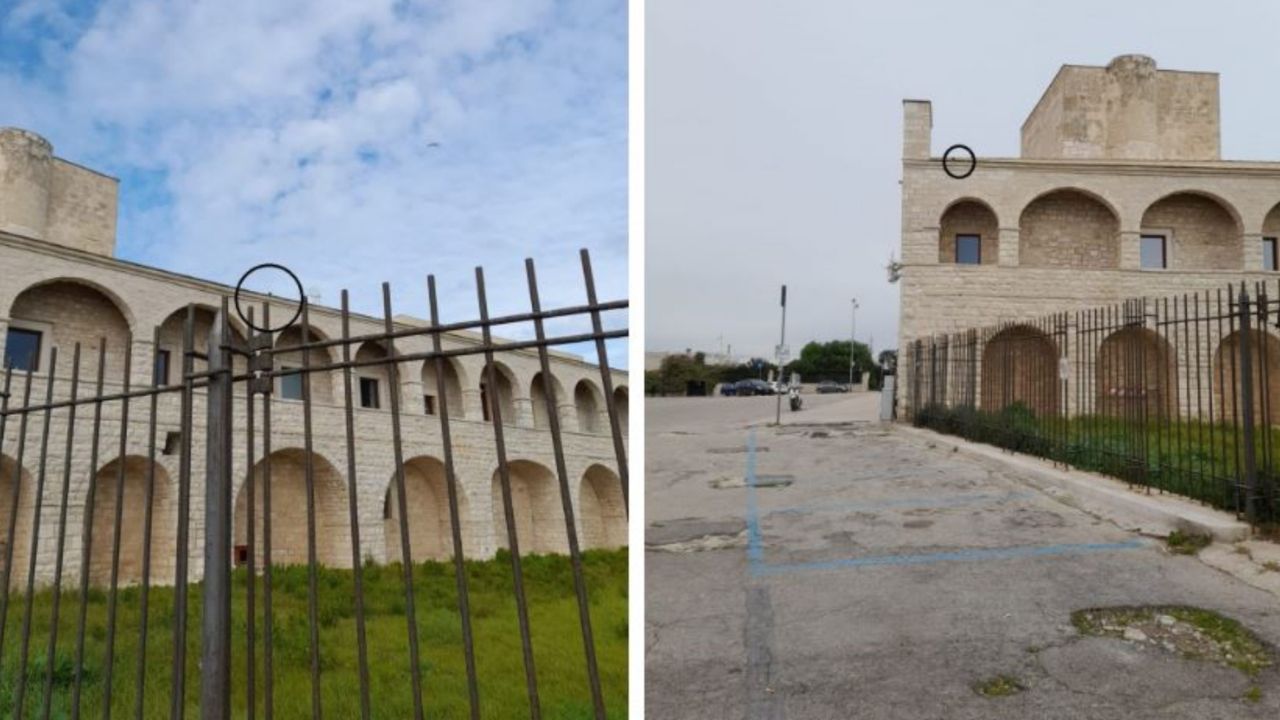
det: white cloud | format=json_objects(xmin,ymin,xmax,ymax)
[{"xmin": 0, "ymin": 0, "xmax": 628, "ymax": 365}]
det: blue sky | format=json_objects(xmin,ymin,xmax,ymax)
[{"xmin": 0, "ymin": 0, "xmax": 628, "ymax": 366}]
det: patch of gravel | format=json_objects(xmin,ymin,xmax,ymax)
[{"xmin": 1071, "ymin": 606, "xmax": 1274, "ymax": 676}]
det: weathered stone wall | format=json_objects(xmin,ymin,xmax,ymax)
[
  {"xmin": 938, "ymin": 200, "xmax": 998, "ymax": 264},
  {"xmin": 0, "ymin": 128, "xmax": 117, "ymax": 257},
  {"xmin": 1021, "ymin": 56, "xmax": 1220, "ymax": 161},
  {"xmin": 0, "ymin": 233, "xmax": 629, "ymax": 588},
  {"xmin": 1018, "ymin": 190, "xmax": 1120, "ymax": 269}
]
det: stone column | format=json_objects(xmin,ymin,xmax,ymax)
[
  {"xmin": 400, "ymin": 375, "xmax": 424, "ymax": 415},
  {"xmin": 557, "ymin": 402, "xmax": 578, "ymax": 433},
  {"xmin": 997, "ymin": 227, "xmax": 1019, "ymax": 266},
  {"xmin": 514, "ymin": 398, "xmax": 534, "ymax": 428},
  {"xmin": 1119, "ymin": 230, "xmax": 1142, "ymax": 270},
  {"xmin": 1243, "ymin": 233, "xmax": 1264, "ymax": 271},
  {"xmin": 131, "ymin": 336, "xmax": 156, "ymax": 388},
  {"xmin": 462, "ymin": 388, "xmax": 483, "ymax": 421},
  {"xmin": 0, "ymin": 317, "xmax": 8, "ymax": 372}
]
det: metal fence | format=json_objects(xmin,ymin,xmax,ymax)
[
  {"xmin": 0, "ymin": 249, "xmax": 628, "ymax": 718},
  {"xmin": 903, "ymin": 280, "xmax": 1280, "ymax": 525}
]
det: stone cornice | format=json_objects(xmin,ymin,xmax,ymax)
[{"xmin": 904, "ymin": 157, "xmax": 1280, "ymax": 178}]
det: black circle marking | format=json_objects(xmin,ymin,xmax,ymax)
[
  {"xmin": 942, "ymin": 144, "xmax": 976, "ymax": 179},
  {"xmin": 233, "ymin": 263, "xmax": 305, "ymax": 334}
]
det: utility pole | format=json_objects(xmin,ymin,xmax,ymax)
[
  {"xmin": 776, "ymin": 285, "xmax": 787, "ymax": 425},
  {"xmin": 849, "ymin": 298, "xmax": 859, "ymax": 386}
]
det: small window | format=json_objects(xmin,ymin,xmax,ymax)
[
  {"xmin": 1140, "ymin": 234, "xmax": 1167, "ymax": 269},
  {"xmin": 480, "ymin": 383, "xmax": 491, "ymax": 422},
  {"xmin": 280, "ymin": 368, "xmax": 303, "ymax": 400},
  {"xmin": 1265, "ymin": 237, "xmax": 1278, "ymax": 271},
  {"xmin": 955, "ymin": 235, "xmax": 981, "ymax": 265},
  {"xmin": 4, "ymin": 328, "xmax": 41, "ymax": 372},
  {"xmin": 359, "ymin": 377, "xmax": 380, "ymax": 409},
  {"xmin": 155, "ymin": 349, "xmax": 171, "ymax": 386},
  {"xmin": 424, "ymin": 394, "xmax": 436, "ymax": 415}
]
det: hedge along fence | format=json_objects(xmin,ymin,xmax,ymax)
[{"xmin": 902, "ymin": 284, "xmax": 1280, "ymax": 525}]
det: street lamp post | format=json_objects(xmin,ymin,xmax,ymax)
[{"xmin": 849, "ymin": 299, "xmax": 859, "ymax": 387}]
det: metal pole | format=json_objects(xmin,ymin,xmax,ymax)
[
  {"xmin": 776, "ymin": 284, "xmax": 787, "ymax": 425},
  {"xmin": 850, "ymin": 299, "xmax": 859, "ymax": 387},
  {"xmin": 1237, "ymin": 284, "xmax": 1259, "ymax": 522},
  {"xmin": 201, "ymin": 306, "xmax": 233, "ymax": 720}
]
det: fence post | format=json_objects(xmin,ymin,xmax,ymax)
[
  {"xmin": 1237, "ymin": 285, "xmax": 1259, "ymax": 522},
  {"xmin": 201, "ymin": 306, "xmax": 234, "ymax": 719}
]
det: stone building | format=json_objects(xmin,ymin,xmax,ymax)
[
  {"xmin": 897, "ymin": 55, "xmax": 1280, "ymax": 414},
  {"xmin": 0, "ymin": 127, "xmax": 628, "ymax": 587}
]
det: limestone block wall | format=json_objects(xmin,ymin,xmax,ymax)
[
  {"xmin": 0, "ymin": 128, "xmax": 117, "ymax": 256},
  {"xmin": 0, "ymin": 236, "xmax": 629, "ymax": 588}
]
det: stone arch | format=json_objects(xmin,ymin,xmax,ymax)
[
  {"xmin": 157, "ymin": 305, "xmax": 249, "ymax": 382},
  {"xmin": 530, "ymin": 371, "xmax": 566, "ymax": 430},
  {"xmin": 938, "ymin": 198, "xmax": 999, "ymax": 264},
  {"xmin": 1018, "ymin": 189, "xmax": 1121, "ymax": 269},
  {"xmin": 7, "ymin": 279, "xmax": 132, "ymax": 382},
  {"xmin": 480, "ymin": 361, "xmax": 517, "ymax": 425},
  {"xmin": 490, "ymin": 460, "xmax": 567, "ymax": 555},
  {"xmin": 0, "ymin": 455, "xmax": 34, "ymax": 589},
  {"xmin": 421, "ymin": 356, "xmax": 466, "ymax": 418},
  {"xmin": 87, "ymin": 456, "xmax": 174, "ymax": 586},
  {"xmin": 1096, "ymin": 327, "xmax": 1178, "ymax": 419},
  {"xmin": 612, "ymin": 385, "xmax": 629, "ymax": 437},
  {"xmin": 273, "ymin": 325, "xmax": 337, "ymax": 405},
  {"xmin": 579, "ymin": 464, "xmax": 626, "ymax": 549},
  {"xmin": 234, "ymin": 448, "xmax": 352, "ymax": 568},
  {"xmin": 1140, "ymin": 192, "xmax": 1243, "ymax": 270},
  {"xmin": 354, "ymin": 340, "xmax": 392, "ymax": 410},
  {"xmin": 383, "ymin": 456, "xmax": 470, "ymax": 563},
  {"xmin": 574, "ymin": 379, "xmax": 604, "ymax": 434},
  {"xmin": 980, "ymin": 325, "xmax": 1059, "ymax": 416},
  {"xmin": 1213, "ymin": 330, "xmax": 1280, "ymax": 426},
  {"xmin": 1263, "ymin": 203, "xmax": 1280, "ymax": 269}
]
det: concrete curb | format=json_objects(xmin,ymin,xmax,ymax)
[{"xmin": 894, "ymin": 424, "xmax": 1251, "ymax": 543}]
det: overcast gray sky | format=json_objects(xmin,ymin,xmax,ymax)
[{"xmin": 646, "ymin": 0, "xmax": 1280, "ymax": 362}]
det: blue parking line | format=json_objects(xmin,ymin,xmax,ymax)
[
  {"xmin": 742, "ymin": 430, "xmax": 1148, "ymax": 577},
  {"xmin": 751, "ymin": 539, "xmax": 1147, "ymax": 577},
  {"xmin": 745, "ymin": 429, "xmax": 765, "ymax": 566}
]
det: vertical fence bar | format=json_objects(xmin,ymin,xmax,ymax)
[
  {"xmin": 525, "ymin": 259, "xmax": 606, "ymax": 719},
  {"xmin": 338, "ymin": 291, "xmax": 373, "ymax": 720},
  {"xmin": 426, "ymin": 275, "xmax": 481, "ymax": 719},
  {"xmin": 259, "ymin": 302, "xmax": 275, "ymax": 720},
  {"xmin": 15, "ymin": 348, "xmax": 58, "ymax": 719},
  {"xmin": 135, "ymin": 330, "xmax": 162, "ymax": 720},
  {"xmin": 476, "ymin": 266, "xmax": 542, "ymax": 718},
  {"xmin": 580, "ymin": 249, "xmax": 629, "ymax": 509},
  {"xmin": 299, "ymin": 301, "xmax": 324, "ymax": 720},
  {"xmin": 101, "ymin": 340, "xmax": 135, "ymax": 718},
  {"xmin": 1237, "ymin": 285, "xmax": 1259, "ymax": 522},
  {"xmin": 243, "ymin": 308, "xmax": 256, "ymax": 720},
  {"xmin": 170, "ymin": 306, "xmax": 197, "ymax": 720},
  {"xmin": 71, "ymin": 342, "xmax": 107, "ymax": 719},
  {"xmin": 0, "ymin": 366, "xmax": 34, "ymax": 675},
  {"xmin": 201, "ymin": 306, "xmax": 234, "ymax": 720},
  {"xmin": 379, "ymin": 283, "xmax": 426, "ymax": 720},
  {"xmin": 42, "ymin": 344, "xmax": 80, "ymax": 720}
]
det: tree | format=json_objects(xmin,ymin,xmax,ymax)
[{"xmin": 786, "ymin": 340, "xmax": 873, "ymax": 382}]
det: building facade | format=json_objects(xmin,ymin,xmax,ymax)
[
  {"xmin": 898, "ymin": 55, "xmax": 1280, "ymax": 412},
  {"xmin": 0, "ymin": 127, "xmax": 628, "ymax": 587}
]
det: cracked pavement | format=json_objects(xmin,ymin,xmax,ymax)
[{"xmin": 645, "ymin": 393, "xmax": 1280, "ymax": 719}]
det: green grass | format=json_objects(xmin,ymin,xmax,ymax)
[
  {"xmin": 913, "ymin": 402, "xmax": 1280, "ymax": 521},
  {"xmin": 0, "ymin": 549, "xmax": 628, "ymax": 719},
  {"xmin": 1166, "ymin": 530, "xmax": 1212, "ymax": 555},
  {"xmin": 972, "ymin": 675, "xmax": 1024, "ymax": 697}
]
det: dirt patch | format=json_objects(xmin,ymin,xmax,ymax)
[
  {"xmin": 902, "ymin": 519, "xmax": 934, "ymax": 529},
  {"xmin": 1071, "ymin": 606, "xmax": 1274, "ymax": 676},
  {"xmin": 972, "ymin": 675, "xmax": 1024, "ymax": 697},
  {"xmin": 707, "ymin": 445, "xmax": 770, "ymax": 455},
  {"xmin": 647, "ymin": 518, "xmax": 747, "ymax": 553}
]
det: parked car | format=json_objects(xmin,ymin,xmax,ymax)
[
  {"xmin": 735, "ymin": 379, "xmax": 772, "ymax": 396},
  {"xmin": 816, "ymin": 380, "xmax": 849, "ymax": 394},
  {"xmin": 720, "ymin": 381, "xmax": 738, "ymax": 396}
]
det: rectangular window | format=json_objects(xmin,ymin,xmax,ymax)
[
  {"xmin": 4, "ymin": 328, "xmax": 42, "ymax": 372},
  {"xmin": 1140, "ymin": 234, "xmax": 1167, "ymax": 269},
  {"xmin": 424, "ymin": 394, "xmax": 436, "ymax": 415},
  {"xmin": 955, "ymin": 234, "xmax": 981, "ymax": 265},
  {"xmin": 359, "ymin": 377, "xmax": 380, "ymax": 409},
  {"xmin": 155, "ymin": 349, "xmax": 171, "ymax": 386},
  {"xmin": 480, "ymin": 383, "xmax": 491, "ymax": 422},
  {"xmin": 1265, "ymin": 237, "xmax": 1278, "ymax": 271},
  {"xmin": 280, "ymin": 367, "xmax": 303, "ymax": 400}
]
